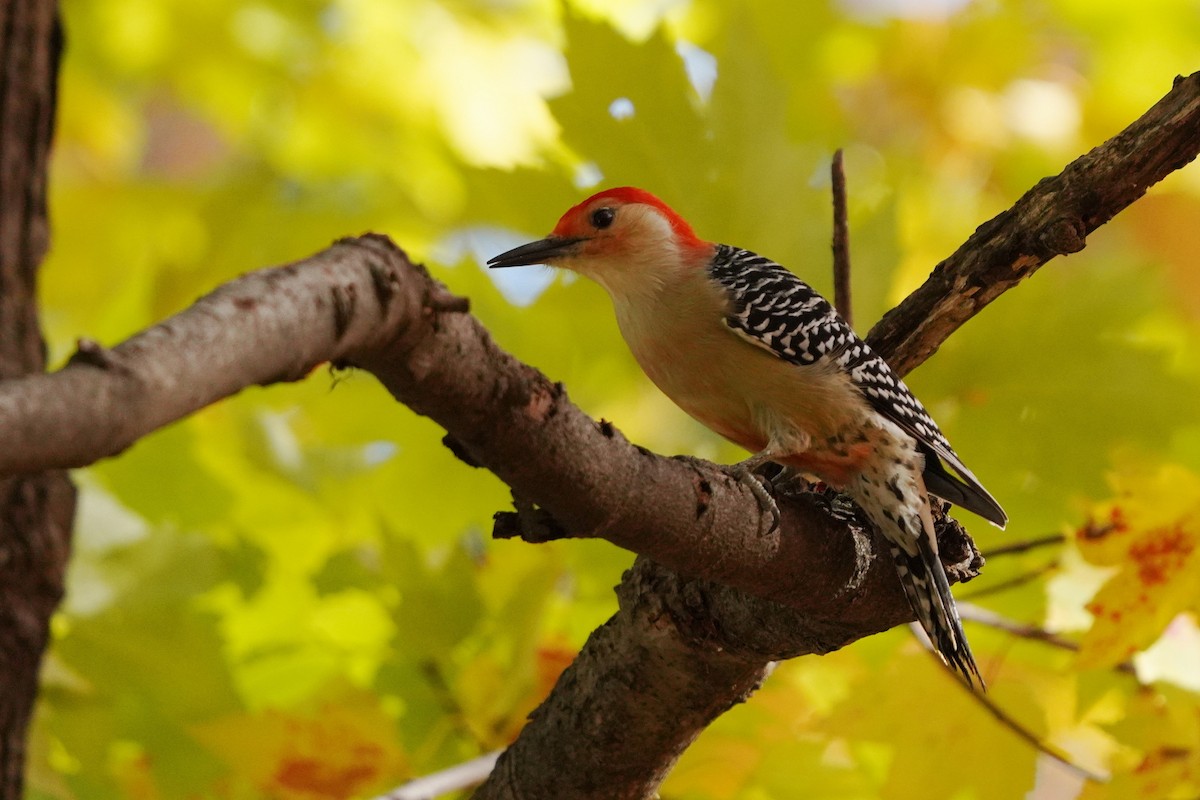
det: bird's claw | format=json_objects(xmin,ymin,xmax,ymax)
[
  {"xmin": 728, "ymin": 461, "xmax": 781, "ymax": 536},
  {"xmin": 672, "ymin": 453, "xmax": 782, "ymax": 535}
]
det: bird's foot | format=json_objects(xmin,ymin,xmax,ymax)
[
  {"xmin": 728, "ymin": 453, "xmax": 781, "ymax": 536},
  {"xmin": 671, "ymin": 453, "xmax": 783, "ymax": 535}
]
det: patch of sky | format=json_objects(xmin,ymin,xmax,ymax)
[
  {"xmin": 436, "ymin": 226, "xmax": 558, "ymax": 306},
  {"xmin": 676, "ymin": 40, "xmax": 717, "ymax": 102},
  {"xmin": 609, "ymin": 97, "xmax": 636, "ymax": 119}
]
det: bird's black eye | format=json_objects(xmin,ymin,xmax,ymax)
[{"xmin": 590, "ymin": 207, "xmax": 616, "ymax": 229}]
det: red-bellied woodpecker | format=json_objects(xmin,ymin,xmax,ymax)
[{"xmin": 489, "ymin": 186, "xmax": 1007, "ymax": 687}]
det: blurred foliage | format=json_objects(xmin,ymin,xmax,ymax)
[{"xmin": 30, "ymin": 0, "xmax": 1200, "ymax": 797}]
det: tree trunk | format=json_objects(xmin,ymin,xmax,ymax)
[{"xmin": 0, "ymin": 1, "xmax": 75, "ymax": 796}]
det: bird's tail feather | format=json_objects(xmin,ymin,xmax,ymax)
[{"xmin": 887, "ymin": 539, "xmax": 983, "ymax": 689}]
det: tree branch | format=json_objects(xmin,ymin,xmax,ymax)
[
  {"xmin": 0, "ymin": 2, "xmax": 76, "ymax": 797},
  {"xmin": 983, "ymin": 532, "xmax": 1065, "ymax": 558},
  {"xmin": 0, "ymin": 236, "xmax": 435, "ymax": 471},
  {"xmin": 959, "ymin": 560, "xmax": 1059, "ymax": 600},
  {"xmin": 378, "ymin": 750, "xmax": 501, "ymax": 800},
  {"xmin": 0, "ymin": 231, "xmax": 962, "ymax": 627},
  {"xmin": 866, "ymin": 71, "xmax": 1200, "ymax": 374}
]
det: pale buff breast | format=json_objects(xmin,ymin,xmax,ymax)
[{"xmin": 610, "ymin": 279, "xmax": 870, "ymax": 460}]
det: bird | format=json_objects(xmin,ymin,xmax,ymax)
[{"xmin": 488, "ymin": 186, "xmax": 1006, "ymax": 687}]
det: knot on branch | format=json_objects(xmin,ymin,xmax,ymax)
[
  {"xmin": 493, "ymin": 494, "xmax": 572, "ymax": 543},
  {"xmin": 934, "ymin": 503, "xmax": 985, "ymax": 583},
  {"xmin": 425, "ymin": 286, "xmax": 470, "ymax": 314},
  {"xmin": 442, "ymin": 433, "xmax": 482, "ymax": 468},
  {"xmin": 1035, "ymin": 216, "xmax": 1087, "ymax": 258},
  {"xmin": 512, "ymin": 378, "xmax": 565, "ymax": 424},
  {"xmin": 67, "ymin": 338, "xmax": 120, "ymax": 370}
]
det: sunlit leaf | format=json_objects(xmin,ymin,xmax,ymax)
[
  {"xmin": 1075, "ymin": 463, "xmax": 1200, "ymax": 668},
  {"xmin": 193, "ymin": 684, "xmax": 408, "ymax": 800},
  {"xmin": 1080, "ymin": 684, "xmax": 1200, "ymax": 800}
]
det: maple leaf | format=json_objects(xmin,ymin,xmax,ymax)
[{"xmin": 1076, "ymin": 464, "xmax": 1200, "ymax": 668}]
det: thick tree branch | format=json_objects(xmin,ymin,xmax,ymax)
[
  {"xmin": 473, "ymin": 559, "xmax": 776, "ymax": 800},
  {"xmin": 0, "ymin": 239, "xmax": 971, "ymax": 636},
  {"xmin": 0, "ymin": 237, "xmax": 426, "ymax": 471},
  {"xmin": 361, "ymin": 294, "xmax": 981, "ymax": 633}
]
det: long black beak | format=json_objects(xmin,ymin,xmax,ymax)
[{"xmin": 487, "ymin": 236, "xmax": 585, "ymax": 268}]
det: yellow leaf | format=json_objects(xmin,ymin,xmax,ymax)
[
  {"xmin": 1081, "ymin": 685, "xmax": 1200, "ymax": 800},
  {"xmin": 819, "ymin": 648, "xmax": 1039, "ymax": 799},
  {"xmin": 109, "ymin": 742, "xmax": 161, "ymax": 800},
  {"xmin": 193, "ymin": 687, "xmax": 407, "ymax": 800},
  {"xmin": 1076, "ymin": 463, "xmax": 1200, "ymax": 668}
]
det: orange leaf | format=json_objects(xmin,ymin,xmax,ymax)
[{"xmin": 193, "ymin": 687, "xmax": 407, "ymax": 800}]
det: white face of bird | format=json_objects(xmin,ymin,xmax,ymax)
[{"xmin": 487, "ymin": 187, "xmax": 714, "ymax": 299}]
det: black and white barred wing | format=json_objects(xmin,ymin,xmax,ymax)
[
  {"xmin": 706, "ymin": 246, "xmax": 856, "ymax": 364},
  {"xmin": 707, "ymin": 245, "xmax": 1007, "ymax": 528}
]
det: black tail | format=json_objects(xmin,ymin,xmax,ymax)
[
  {"xmin": 888, "ymin": 538, "xmax": 984, "ymax": 689},
  {"xmin": 921, "ymin": 448, "xmax": 1008, "ymax": 529}
]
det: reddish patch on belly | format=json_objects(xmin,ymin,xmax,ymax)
[
  {"xmin": 689, "ymin": 408, "xmax": 872, "ymax": 487},
  {"xmin": 779, "ymin": 443, "xmax": 873, "ymax": 488}
]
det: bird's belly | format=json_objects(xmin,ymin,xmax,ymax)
[
  {"xmin": 621, "ymin": 315, "xmax": 869, "ymax": 473},
  {"xmin": 648, "ymin": 348, "xmax": 753, "ymax": 434}
]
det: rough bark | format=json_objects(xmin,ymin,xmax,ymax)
[
  {"xmin": 0, "ymin": 1, "xmax": 74, "ymax": 797},
  {"xmin": 473, "ymin": 560, "xmax": 779, "ymax": 800}
]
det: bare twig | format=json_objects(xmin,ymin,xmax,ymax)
[
  {"xmin": 959, "ymin": 560, "xmax": 1060, "ymax": 600},
  {"xmin": 956, "ymin": 603, "xmax": 1081, "ymax": 651},
  {"xmin": 957, "ymin": 603, "xmax": 1136, "ymax": 675},
  {"xmin": 831, "ymin": 148, "xmax": 853, "ymax": 327},
  {"xmin": 376, "ymin": 751, "xmax": 502, "ymax": 800},
  {"xmin": 983, "ymin": 533, "xmax": 1066, "ymax": 558}
]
